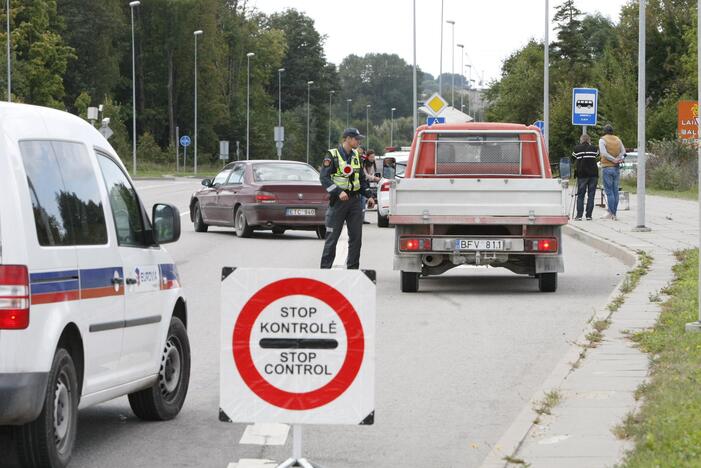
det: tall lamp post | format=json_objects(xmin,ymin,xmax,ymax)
[
  {"xmin": 544, "ymin": 0, "xmax": 550, "ymax": 149},
  {"xmin": 277, "ymin": 68, "xmax": 284, "ymax": 127},
  {"xmin": 365, "ymin": 104, "xmax": 371, "ymax": 148},
  {"xmin": 447, "ymin": 20, "xmax": 456, "ymax": 106},
  {"xmin": 193, "ymin": 29, "xmax": 203, "ymax": 174},
  {"xmin": 439, "ymin": 0, "xmax": 444, "ymax": 95},
  {"xmin": 306, "ymin": 80, "xmax": 314, "ymax": 164},
  {"xmin": 457, "ymin": 44, "xmax": 465, "ymax": 114},
  {"xmin": 346, "ymin": 98, "xmax": 352, "ymax": 127},
  {"xmin": 412, "ymin": 0, "xmax": 417, "ymax": 130},
  {"xmin": 390, "ymin": 107, "xmax": 396, "ymax": 147},
  {"xmin": 129, "ymin": 1, "xmax": 141, "ymax": 176},
  {"xmin": 246, "ymin": 52, "xmax": 255, "ymax": 159},
  {"xmin": 6, "ymin": 0, "xmax": 10, "ymax": 102},
  {"xmin": 328, "ymin": 90, "xmax": 335, "ymax": 148}
]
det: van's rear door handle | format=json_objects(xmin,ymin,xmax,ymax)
[
  {"xmin": 125, "ymin": 278, "xmax": 138, "ymax": 285},
  {"xmin": 111, "ymin": 277, "xmax": 124, "ymax": 285}
]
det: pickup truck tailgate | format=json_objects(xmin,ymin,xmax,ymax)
[{"xmin": 390, "ymin": 178, "xmax": 567, "ymax": 220}]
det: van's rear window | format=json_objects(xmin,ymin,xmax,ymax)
[{"xmin": 20, "ymin": 141, "xmax": 107, "ymax": 246}]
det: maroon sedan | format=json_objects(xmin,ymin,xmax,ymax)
[{"xmin": 189, "ymin": 160, "xmax": 328, "ymax": 238}]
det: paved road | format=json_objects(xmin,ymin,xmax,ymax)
[{"xmin": 65, "ymin": 178, "xmax": 625, "ymax": 468}]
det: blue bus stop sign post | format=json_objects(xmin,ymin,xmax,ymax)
[
  {"xmin": 572, "ymin": 88, "xmax": 598, "ymax": 127},
  {"xmin": 180, "ymin": 135, "xmax": 191, "ymax": 169}
]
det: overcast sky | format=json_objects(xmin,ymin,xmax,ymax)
[{"xmin": 250, "ymin": 0, "xmax": 630, "ymax": 86}]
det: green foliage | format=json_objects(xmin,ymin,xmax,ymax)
[
  {"xmin": 646, "ymin": 140, "xmax": 699, "ymax": 191},
  {"xmin": 622, "ymin": 250, "xmax": 701, "ymax": 467},
  {"xmin": 136, "ymin": 131, "xmax": 166, "ymax": 164},
  {"xmin": 73, "ymin": 91, "xmax": 91, "ymax": 120}
]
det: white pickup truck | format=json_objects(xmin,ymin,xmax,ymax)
[{"xmin": 390, "ymin": 123, "xmax": 568, "ymax": 293}]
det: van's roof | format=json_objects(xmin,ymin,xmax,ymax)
[{"xmin": 0, "ymin": 102, "xmax": 116, "ymax": 158}]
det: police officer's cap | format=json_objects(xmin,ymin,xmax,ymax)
[{"xmin": 342, "ymin": 128, "xmax": 365, "ymax": 140}]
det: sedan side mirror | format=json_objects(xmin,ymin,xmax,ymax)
[
  {"xmin": 152, "ymin": 203, "xmax": 181, "ymax": 244},
  {"xmin": 201, "ymin": 178, "xmax": 212, "ymax": 187}
]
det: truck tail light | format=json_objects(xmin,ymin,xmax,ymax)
[
  {"xmin": 400, "ymin": 238, "xmax": 432, "ymax": 251},
  {"xmin": 526, "ymin": 238, "xmax": 558, "ymax": 252},
  {"xmin": 255, "ymin": 191, "xmax": 277, "ymax": 204},
  {"xmin": 380, "ymin": 182, "xmax": 391, "ymax": 192},
  {"xmin": 0, "ymin": 265, "xmax": 30, "ymax": 330}
]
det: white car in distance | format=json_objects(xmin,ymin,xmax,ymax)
[{"xmin": 377, "ymin": 150, "xmax": 409, "ymax": 228}]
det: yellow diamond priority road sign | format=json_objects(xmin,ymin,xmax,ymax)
[{"xmin": 425, "ymin": 93, "xmax": 449, "ymax": 116}]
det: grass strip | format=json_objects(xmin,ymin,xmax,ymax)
[
  {"xmin": 620, "ymin": 180, "xmax": 698, "ymax": 201},
  {"xmin": 619, "ymin": 249, "xmax": 701, "ymax": 467}
]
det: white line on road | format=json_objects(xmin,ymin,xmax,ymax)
[
  {"xmin": 180, "ymin": 211, "xmax": 190, "ymax": 217},
  {"xmin": 226, "ymin": 459, "xmax": 277, "ymax": 468},
  {"xmin": 239, "ymin": 423, "xmax": 290, "ymax": 445},
  {"xmin": 333, "ymin": 226, "xmax": 349, "ymax": 268}
]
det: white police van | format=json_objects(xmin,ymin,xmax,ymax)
[{"xmin": 0, "ymin": 103, "xmax": 190, "ymax": 467}]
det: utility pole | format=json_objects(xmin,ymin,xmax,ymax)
[
  {"xmin": 246, "ymin": 52, "xmax": 255, "ymax": 159},
  {"xmin": 412, "ymin": 0, "xmax": 418, "ymax": 130},
  {"xmin": 439, "ymin": 0, "xmax": 444, "ymax": 95},
  {"xmin": 6, "ymin": 0, "xmax": 10, "ymax": 102},
  {"xmin": 328, "ymin": 90, "xmax": 335, "ymax": 149},
  {"xmin": 346, "ymin": 99, "xmax": 352, "ymax": 128},
  {"xmin": 457, "ymin": 44, "xmax": 465, "ymax": 114},
  {"xmin": 193, "ymin": 29, "xmax": 203, "ymax": 174},
  {"xmin": 306, "ymin": 80, "xmax": 314, "ymax": 164},
  {"xmin": 447, "ymin": 20, "xmax": 456, "ymax": 106},
  {"xmin": 391, "ymin": 107, "xmax": 396, "ymax": 147},
  {"xmin": 544, "ymin": 0, "xmax": 550, "ymax": 149},
  {"xmin": 130, "ymin": 1, "xmax": 141, "ymax": 175},
  {"xmin": 635, "ymin": 0, "xmax": 650, "ymax": 232}
]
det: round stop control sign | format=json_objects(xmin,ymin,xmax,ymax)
[{"xmin": 220, "ymin": 269, "xmax": 375, "ymax": 425}]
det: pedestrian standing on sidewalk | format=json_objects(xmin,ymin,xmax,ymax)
[
  {"xmin": 319, "ymin": 128, "xmax": 376, "ymax": 269},
  {"xmin": 572, "ymin": 134, "xmax": 599, "ymax": 221},
  {"xmin": 598, "ymin": 124, "xmax": 625, "ymax": 220}
]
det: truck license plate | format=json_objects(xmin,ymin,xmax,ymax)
[
  {"xmin": 455, "ymin": 239, "xmax": 505, "ymax": 251},
  {"xmin": 286, "ymin": 208, "xmax": 316, "ymax": 216}
]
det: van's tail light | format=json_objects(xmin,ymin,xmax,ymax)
[
  {"xmin": 0, "ymin": 265, "xmax": 30, "ymax": 329},
  {"xmin": 525, "ymin": 238, "xmax": 558, "ymax": 252},
  {"xmin": 380, "ymin": 182, "xmax": 391, "ymax": 192},
  {"xmin": 400, "ymin": 238, "xmax": 432, "ymax": 252},
  {"xmin": 255, "ymin": 191, "xmax": 277, "ymax": 204}
]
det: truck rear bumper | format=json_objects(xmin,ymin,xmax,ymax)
[
  {"xmin": 0, "ymin": 372, "xmax": 48, "ymax": 425},
  {"xmin": 394, "ymin": 253, "xmax": 564, "ymax": 274},
  {"xmin": 389, "ymin": 215, "xmax": 569, "ymax": 225}
]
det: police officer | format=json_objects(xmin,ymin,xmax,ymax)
[{"xmin": 320, "ymin": 128, "xmax": 376, "ymax": 269}]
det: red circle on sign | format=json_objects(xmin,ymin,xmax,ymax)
[{"xmin": 232, "ymin": 278, "xmax": 364, "ymax": 410}]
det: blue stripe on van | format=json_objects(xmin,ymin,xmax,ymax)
[{"xmin": 80, "ymin": 267, "xmax": 123, "ymax": 289}]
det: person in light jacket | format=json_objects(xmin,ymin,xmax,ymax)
[{"xmin": 598, "ymin": 124, "xmax": 625, "ymax": 220}]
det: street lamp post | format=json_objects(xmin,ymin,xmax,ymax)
[
  {"xmin": 635, "ymin": 0, "xmax": 649, "ymax": 231},
  {"xmin": 246, "ymin": 52, "xmax": 254, "ymax": 160},
  {"xmin": 6, "ymin": 0, "xmax": 10, "ymax": 102},
  {"xmin": 193, "ymin": 29, "xmax": 203, "ymax": 174},
  {"xmin": 346, "ymin": 98, "xmax": 352, "ymax": 128},
  {"xmin": 447, "ymin": 20, "xmax": 456, "ymax": 106},
  {"xmin": 413, "ymin": 0, "xmax": 417, "ymax": 130},
  {"xmin": 544, "ymin": 0, "xmax": 550, "ymax": 149},
  {"xmin": 439, "ymin": 0, "xmax": 444, "ymax": 95},
  {"xmin": 129, "ymin": 1, "xmax": 140, "ymax": 176},
  {"xmin": 306, "ymin": 80, "xmax": 314, "ymax": 164},
  {"xmin": 366, "ymin": 104, "xmax": 371, "ymax": 148},
  {"xmin": 328, "ymin": 90, "xmax": 335, "ymax": 149},
  {"xmin": 390, "ymin": 107, "xmax": 396, "ymax": 147},
  {"xmin": 277, "ymin": 68, "xmax": 284, "ymax": 127},
  {"xmin": 457, "ymin": 44, "xmax": 464, "ymax": 113},
  {"xmin": 688, "ymin": 0, "xmax": 701, "ymax": 333}
]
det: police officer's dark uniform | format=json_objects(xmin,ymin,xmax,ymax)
[{"xmin": 319, "ymin": 128, "xmax": 375, "ymax": 269}]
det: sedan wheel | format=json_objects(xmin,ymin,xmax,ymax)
[
  {"xmin": 235, "ymin": 208, "xmax": 254, "ymax": 238},
  {"xmin": 193, "ymin": 202, "xmax": 208, "ymax": 233}
]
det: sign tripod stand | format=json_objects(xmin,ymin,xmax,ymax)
[{"xmin": 278, "ymin": 425, "xmax": 313, "ymax": 468}]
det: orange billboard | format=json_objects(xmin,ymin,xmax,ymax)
[{"xmin": 678, "ymin": 100, "xmax": 699, "ymax": 139}]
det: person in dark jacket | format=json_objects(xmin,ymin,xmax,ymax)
[{"xmin": 572, "ymin": 134, "xmax": 599, "ymax": 220}]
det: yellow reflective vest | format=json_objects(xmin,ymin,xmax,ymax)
[{"xmin": 329, "ymin": 148, "xmax": 362, "ymax": 192}]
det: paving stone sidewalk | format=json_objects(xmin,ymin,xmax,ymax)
[{"xmin": 482, "ymin": 194, "xmax": 698, "ymax": 468}]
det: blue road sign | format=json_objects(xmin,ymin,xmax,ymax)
[
  {"xmin": 572, "ymin": 88, "xmax": 598, "ymax": 126},
  {"xmin": 533, "ymin": 120, "xmax": 545, "ymax": 134},
  {"xmin": 180, "ymin": 135, "xmax": 192, "ymax": 147},
  {"xmin": 426, "ymin": 117, "xmax": 446, "ymax": 126}
]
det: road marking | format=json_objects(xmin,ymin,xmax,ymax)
[
  {"xmin": 180, "ymin": 211, "xmax": 190, "ymax": 217},
  {"xmin": 227, "ymin": 459, "xmax": 277, "ymax": 468},
  {"xmin": 333, "ymin": 226, "xmax": 349, "ymax": 268},
  {"xmin": 136, "ymin": 181, "xmax": 198, "ymax": 190},
  {"xmin": 239, "ymin": 423, "xmax": 290, "ymax": 445}
]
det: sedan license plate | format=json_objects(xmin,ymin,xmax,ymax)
[
  {"xmin": 454, "ymin": 239, "xmax": 505, "ymax": 251},
  {"xmin": 286, "ymin": 208, "xmax": 316, "ymax": 216}
]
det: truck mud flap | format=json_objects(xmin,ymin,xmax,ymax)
[{"xmin": 536, "ymin": 255, "xmax": 564, "ymax": 274}]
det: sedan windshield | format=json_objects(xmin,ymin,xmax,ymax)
[{"xmin": 253, "ymin": 163, "xmax": 319, "ymax": 182}]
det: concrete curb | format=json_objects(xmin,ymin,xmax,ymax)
[{"xmin": 479, "ymin": 224, "xmax": 639, "ymax": 468}]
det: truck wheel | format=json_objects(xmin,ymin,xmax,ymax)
[
  {"xmin": 538, "ymin": 273, "xmax": 558, "ymax": 292},
  {"xmin": 15, "ymin": 348, "xmax": 79, "ymax": 468},
  {"xmin": 193, "ymin": 202, "xmax": 208, "ymax": 233},
  {"xmin": 128, "ymin": 317, "xmax": 191, "ymax": 421},
  {"xmin": 235, "ymin": 207, "xmax": 254, "ymax": 238},
  {"xmin": 377, "ymin": 213, "xmax": 389, "ymax": 228},
  {"xmin": 400, "ymin": 271, "xmax": 419, "ymax": 293}
]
